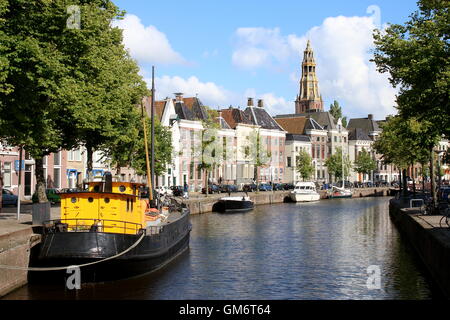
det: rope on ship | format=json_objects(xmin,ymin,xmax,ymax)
[{"xmin": 0, "ymin": 232, "xmax": 146, "ymax": 272}]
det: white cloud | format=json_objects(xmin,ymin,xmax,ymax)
[
  {"xmin": 148, "ymin": 75, "xmax": 231, "ymax": 107},
  {"xmin": 113, "ymin": 14, "xmax": 185, "ymax": 65},
  {"xmin": 231, "ymin": 14, "xmax": 398, "ymax": 119},
  {"xmin": 145, "ymin": 75, "xmax": 292, "ymax": 116}
]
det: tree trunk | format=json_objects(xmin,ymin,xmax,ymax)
[
  {"xmin": 402, "ymin": 168, "xmax": 408, "ymax": 197},
  {"xmin": 205, "ymin": 169, "xmax": 209, "ymax": 197},
  {"xmin": 0, "ymin": 164, "xmax": 3, "ymax": 213},
  {"xmin": 34, "ymin": 157, "xmax": 48, "ymax": 203},
  {"xmin": 430, "ymin": 147, "xmax": 436, "ymax": 209},
  {"xmin": 421, "ymin": 163, "xmax": 425, "ymax": 195},
  {"xmin": 87, "ymin": 144, "xmax": 93, "ymax": 180},
  {"xmin": 398, "ymin": 169, "xmax": 402, "ymax": 195},
  {"xmin": 411, "ymin": 165, "xmax": 416, "ymax": 197}
]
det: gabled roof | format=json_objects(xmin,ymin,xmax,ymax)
[
  {"xmin": 215, "ymin": 115, "xmax": 232, "ymax": 129},
  {"xmin": 286, "ymin": 134, "xmax": 311, "ymax": 142},
  {"xmin": 244, "ymin": 106, "xmax": 284, "ymax": 131},
  {"xmin": 308, "ymin": 112, "xmax": 337, "ymax": 130},
  {"xmin": 348, "ymin": 128, "xmax": 371, "ymax": 141},
  {"xmin": 220, "ymin": 107, "xmax": 253, "ymax": 129},
  {"xmin": 304, "ymin": 118, "xmax": 325, "ymax": 131},
  {"xmin": 172, "ymin": 96, "xmax": 208, "ymax": 121},
  {"xmin": 347, "ymin": 117, "xmax": 381, "ymax": 134},
  {"xmin": 275, "ymin": 111, "xmax": 337, "ymax": 130},
  {"xmin": 143, "ymin": 96, "xmax": 165, "ymax": 121},
  {"xmin": 274, "ymin": 117, "xmax": 307, "ymax": 134}
]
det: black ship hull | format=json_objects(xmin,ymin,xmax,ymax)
[{"xmin": 29, "ymin": 210, "xmax": 191, "ymax": 283}]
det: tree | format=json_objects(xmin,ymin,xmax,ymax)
[
  {"xmin": 353, "ymin": 148, "xmax": 377, "ymax": 180},
  {"xmin": 374, "ymin": 115, "xmax": 438, "ymax": 197},
  {"xmin": 130, "ymin": 117, "xmax": 173, "ymax": 178},
  {"xmin": 325, "ymin": 147, "xmax": 352, "ymax": 181},
  {"xmin": 0, "ymin": 1, "xmax": 147, "ymax": 202},
  {"xmin": 329, "ymin": 100, "xmax": 348, "ymax": 127},
  {"xmin": 243, "ymin": 129, "xmax": 271, "ymax": 191},
  {"xmin": 194, "ymin": 107, "xmax": 220, "ymax": 196},
  {"xmin": 0, "ymin": 0, "xmax": 83, "ymax": 202},
  {"xmin": 372, "ymin": 0, "xmax": 449, "ymax": 137},
  {"xmin": 296, "ymin": 150, "xmax": 314, "ymax": 181}
]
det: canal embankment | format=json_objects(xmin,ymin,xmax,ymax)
[
  {"xmin": 389, "ymin": 198, "xmax": 450, "ymax": 298},
  {"xmin": 0, "ymin": 187, "xmax": 391, "ymax": 298},
  {"xmin": 0, "ymin": 220, "xmax": 40, "ymax": 297},
  {"xmin": 185, "ymin": 187, "xmax": 393, "ymax": 214}
]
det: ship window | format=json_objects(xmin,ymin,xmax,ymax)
[
  {"xmin": 94, "ymin": 185, "xmax": 100, "ymax": 192},
  {"xmin": 104, "ymin": 198, "xmax": 110, "ymax": 204},
  {"xmin": 88, "ymin": 197, "xmax": 94, "ymax": 203},
  {"xmin": 71, "ymin": 197, "xmax": 77, "ymax": 203},
  {"xmin": 119, "ymin": 185, "xmax": 126, "ymax": 192}
]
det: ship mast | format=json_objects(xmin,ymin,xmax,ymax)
[{"xmin": 142, "ymin": 93, "xmax": 153, "ymax": 201}]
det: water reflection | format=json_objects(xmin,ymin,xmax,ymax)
[{"xmin": 3, "ymin": 197, "xmax": 441, "ymax": 300}]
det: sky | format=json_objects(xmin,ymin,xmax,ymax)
[{"xmin": 112, "ymin": 0, "xmax": 419, "ymax": 120}]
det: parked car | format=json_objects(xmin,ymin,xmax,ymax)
[
  {"xmin": 202, "ymin": 184, "xmax": 221, "ymax": 194},
  {"xmin": 258, "ymin": 183, "xmax": 273, "ymax": 191},
  {"xmin": 272, "ymin": 183, "xmax": 283, "ymax": 191},
  {"xmin": 155, "ymin": 186, "xmax": 173, "ymax": 196},
  {"xmin": 335, "ymin": 181, "xmax": 353, "ymax": 188},
  {"xmin": 282, "ymin": 183, "xmax": 295, "ymax": 190},
  {"xmin": 170, "ymin": 186, "xmax": 184, "ymax": 197},
  {"xmin": 32, "ymin": 188, "xmax": 61, "ymax": 204},
  {"xmin": 440, "ymin": 187, "xmax": 450, "ymax": 202},
  {"xmin": 220, "ymin": 184, "xmax": 238, "ymax": 193},
  {"xmin": 243, "ymin": 183, "xmax": 257, "ymax": 192},
  {"xmin": 1, "ymin": 189, "xmax": 18, "ymax": 206}
]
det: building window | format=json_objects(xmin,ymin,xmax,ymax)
[
  {"xmin": 287, "ymin": 157, "xmax": 292, "ymax": 168},
  {"xmin": 54, "ymin": 151, "xmax": 61, "ymax": 166},
  {"xmin": 334, "ymin": 136, "xmax": 337, "ymax": 143},
  {"xmin": 53, "ymin": 167, "xmax": 61, "ymax": 188},
  {"xmin": 3, "ymin": 162, "xmax": 11, "ymax": 187}
]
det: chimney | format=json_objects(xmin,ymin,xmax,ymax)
[
  {"xmin": 247, "ymin": 98, "xmax": 254, "ymax": 107},
  {"xmin": 368, "ymin": 114, "xmax": 373, "ymax": 120},
  {"xmin": 257, "ymin": 99, "xmax": 264, "ymax": 108},
  {"xmin": 174, "ymin": 92, "xmax": 184, "ymax": 102}
]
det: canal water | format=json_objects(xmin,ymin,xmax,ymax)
[{"xmin": 3, "ymin": 197, "xmax": 442, "ymax": 300}]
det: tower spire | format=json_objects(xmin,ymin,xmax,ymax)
[{"xmin": 295, "ymin": 40, "xmax": 323, "ymax": 114}]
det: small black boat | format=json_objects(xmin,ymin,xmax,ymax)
[{"xmin": 214, "ymin": 196, "xmax": 254, "ymax": 213}]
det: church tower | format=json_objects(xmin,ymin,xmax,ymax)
[{"xmin": 295, "ymin": 40, "xmax": 323, "ymax": 113}]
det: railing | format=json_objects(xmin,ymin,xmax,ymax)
[{"xmin": 43, "ymin": 218, "xmax": 144, "ymax": 235}]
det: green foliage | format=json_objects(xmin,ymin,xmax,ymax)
[
  {"xmin": 325, "ymin": 147, "xmax": 352, "ymax": 180},
  {"xmin": 373, "ymin": 116, "xmax": 436, "ymax": 169},
  {"xmin": 372, "ymin": 0, "xmax": 449, "ymax": 137},
  {"xmin": 295, "ymin": 150, "xmax": 314, "ymax": 181},
  {"xmin": 329, "ymin": 100, "xmax": 348, "ymax": 127},
  {"xmin": 0, "ymin": 0, "xmax": 147, "ymax": 202},
  {"xmin": 353, "ymin": 148, "xmax": 377, "ymax": 175},
  {"xmin": 131, "ymin": 117, "xmax": 173, "ymax": 177}
]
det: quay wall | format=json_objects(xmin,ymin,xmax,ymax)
[
  {"xmin": 389, "ymin": 201, "xmax": 450, "ymax": 298},
  {"xmin": 186, "ymin": 187, "xmax": 392, "ymax": 215},
  {"xmin": 0, "ymin": 223, "xmax": 40, "ymax": 298}
]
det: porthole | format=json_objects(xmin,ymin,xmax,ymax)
[
  {"xmin": 88, "ymin": 197, "xmax": 94, "ymax": 203},
  {"xmin": 104, "ymin": 198, "xmax": 110, "ymax": 204},
  {"xmin": 71, "ymin": 197, "xmax": 77, "ymax": 203},
  {"xmin": 119, "ymin": 185, "xmax": 126, "ymax": 192}
]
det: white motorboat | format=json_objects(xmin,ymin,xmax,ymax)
[{"xmin": 290, "ymin": 182, "xmax": 321, "ymax": 202}]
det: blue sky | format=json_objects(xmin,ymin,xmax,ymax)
[{"xmin": 113, "ymin": 0, "xmax": 419, "ymax": 120}]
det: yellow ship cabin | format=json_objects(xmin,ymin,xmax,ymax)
[{"xmin": 59, "ymin": 176, "xmax": 156, "ymax": 235}]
